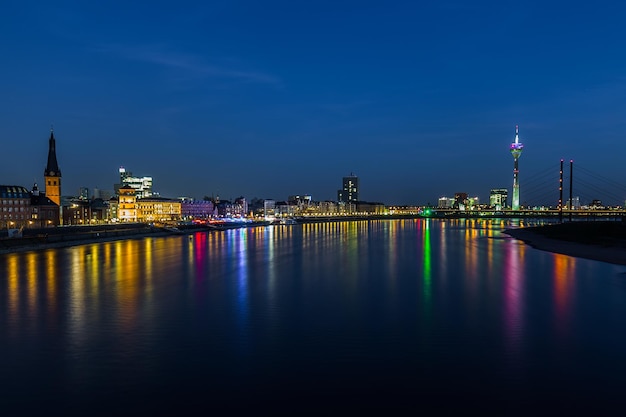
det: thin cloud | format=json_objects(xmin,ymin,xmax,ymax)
[
  {"xmin": 319, "ymin": 100, "xmax": 375, "ymax": 116},
  {"xmin": 97, "ymin": 43, "xmax": 282, "ymax": 86}
]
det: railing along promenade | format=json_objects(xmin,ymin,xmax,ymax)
[
  {"xmin": 418, "ymin": 208, "xmax": 626, "ymax": 219},
  {"xmin": 296, "ymin": 208, "xmax": 626, "ymax": 221},
  {"xmin": 2, "ymin": 209, "xmax": 624, "ymax": 249}
]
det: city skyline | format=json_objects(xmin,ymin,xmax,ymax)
[{"xmin": 2, "ymin": 1, "xmax": 626, "ymax": 204}]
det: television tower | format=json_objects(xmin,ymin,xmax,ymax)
[{"xmin": 510, "ymin": 125, "xmax": 524, "ymax": 210}]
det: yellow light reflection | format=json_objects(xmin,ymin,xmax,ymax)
[
  {"xmin": 45, "ymin": 250, "xmax": 57, "ymax": 317},
  {"xmin": 26, "ymin": 252, "xmax": 38, "ymax": 317},
  {"xmin": 7, "ymin": 255, "xmax": 19, "ymax": 325},
  {"xmin": 68, "ymin": 246, "xmax": 87, "ymax": 347},
  {"xmin": 464, "ymin": 221, "xmax": 479, "ymax": 286},
  {"xmin": 553, "ymin": 253, "xmax": 576, "ymax": 335}
]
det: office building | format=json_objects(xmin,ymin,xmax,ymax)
[
  {"xmin": 115, "ymin": 166, "xmax": 153, "ymax": 198},
  {"xmin": 454, "ymin": 192, "xmax": 468, "ymax": 209},
  {"xmin": 338, "ymin": 173, "xmax": 359, "ymax": 203},
  {"xmin": 566, "ymin": 196, "xmax": 581, "ymax": 210},
  {"xmin": 181, "ymin": 199, "xmax": 216, "ymax": 219},
  {"xmin": 438, "ymin": 197, "xmax": 455, "ymax": 208},
  {"xmin": 79, "ymin": 187, "xmax": 90, "ymax": 200},
  {"xmin": 136, "ymin": 197, "xmax": 181, "ymax": 222},
  {"xmin": 490, "ymin": 188, "xmax": 508, "ymax": 210}
]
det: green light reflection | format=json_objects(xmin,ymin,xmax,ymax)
[{"xmin": 422, "ymin": 220, "xmax": 432, "ymax": 306}]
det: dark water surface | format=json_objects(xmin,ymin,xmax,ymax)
[{"xmin": 2, "ymin": 219, "xmax": 626, "ymax": 415}]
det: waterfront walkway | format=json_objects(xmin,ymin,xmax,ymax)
[{"xmin": 504, "ymin": 222, "xmax": 626, "ymax": 266}]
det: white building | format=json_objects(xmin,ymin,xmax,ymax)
[
  {"xmin": 438, "ymin": 197, "xmax": 455, "ymax": 208},
  {"xmin": 116, "ymin": 167, "xmax": 153, "ymax": 198},
  {"xmin": 264, "ymin": 200, "xmax": 276, "ymax": 219}
]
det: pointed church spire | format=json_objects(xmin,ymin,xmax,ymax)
[{"xmin": 44, "ymin": 129, "xmax": 61, "ymax": 176}]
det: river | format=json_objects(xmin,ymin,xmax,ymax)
[{"xmin": 1, "ymin": 219, "xmax": 625, "ymax": 415}]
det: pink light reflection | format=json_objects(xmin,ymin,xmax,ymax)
[{"xmin": 503, "ymin": 238, "xmax": 525, "ymax": 365}]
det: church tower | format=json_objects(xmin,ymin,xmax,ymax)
[{"xmin": 44, "ymin": 128, "xmax": 62, "ymax": 206}]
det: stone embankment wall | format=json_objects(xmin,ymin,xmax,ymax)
[{"xmin": 0, "ymin": 224, "xmax": 162, "ymax": 253}]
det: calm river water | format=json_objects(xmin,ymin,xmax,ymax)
[{"xmin": 1, "ymin": 219, "xmax": 626, "ymax": 415}]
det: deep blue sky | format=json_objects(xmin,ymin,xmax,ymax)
[{"xmin": 2, "ymin": 1, "xmax": 625, "ymax": 205}]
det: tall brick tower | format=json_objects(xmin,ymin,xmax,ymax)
[{"xmin": 44, "ymin": 128, "xmax": 62, "ymax": 206}]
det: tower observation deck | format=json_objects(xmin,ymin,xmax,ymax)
[{"xmin": 510, "ymin": 125, "xmax": 524, "ymax": 210}]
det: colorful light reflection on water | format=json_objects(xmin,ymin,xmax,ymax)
[{"xmin": 1, "ymin": 219, "xmax": 626, "ymax": 415}]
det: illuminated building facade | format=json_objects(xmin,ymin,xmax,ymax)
[
  {"xmin": 0, "ymin": 186, "xmax": 32, "ymax": 229},
  {"xmin": 44, "ymin": 129, "xmax": 62, "ymax": 207},
  {"xmin": 116, "ymin": 167, "xmax": 153, "ymax": 198},
  {"xmin": 318, "ymin": 201, "xmax": 338, "ymax": 214},
  {"xmin": 136, "ymin": 198, "xmax": 181, "ymax": 222},
  {"xmin": 438, "ymin": 197, "xmax": 455, "ymax": 208},
  {"xmin": 79, "ymin": 187, "xmax": 90, "ymax": 200},
  {"xmin": 63, "ymin": 198, "xmax": 92, "ymax": 225},
  {"xmin": 263, "ymin": 200, "xmax": 276, "ymax": 219},
  {"xmin": 0, "ymin": 185, "xmax": 59, "ymax": 229},
  {"xmin": 466, "ymin": 196, "xmax": 479, "ymax": 209},
  {"xmin": 215, "ymin": 197, "xmax": 248, "ymax": 218},
  {"xmin": 356, "ymin": 201, "xmax": 386, "ymax": 214},
  {"xmin": 289, "ymin": 195, "xmax": 312, "ymax": 205},
  {"xmin": 510, "ymin": 125, "xmax": 524, "ymax": 210},
  {"xmin": 181, "ymin": 199, "xmax": 215, "ymax": 219},
  {"xmin": 490, "ymin": 188, "xmax": 508, "ymax": 210},
  {"xmin": 118, "ymin": 185, "xmax": 137, "ymax": 222},
  {"xmin": 338, "ymin": 173, "xmax": 359, "ymax": 203},
  {"xmin": 454, "ymin": 192, "xmax": 468, "ymax": 209},
  {"xmin": 30, "ymin": 183, "xmax": 60, "ymax": 227},
  {"xmin": 566, "ymin": 196, "xmax": 581, "ymax": 210}
]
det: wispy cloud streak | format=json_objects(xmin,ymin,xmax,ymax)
[{"xmin": 97, "ymin": 43, "xmax": 281, "ymax": 86}]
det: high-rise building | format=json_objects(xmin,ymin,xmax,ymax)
[
  {"xmin": 115, "ymin": 166, "xmax": 153, "ymax": 198},
  {"xmin": 44, "ymin": 129, "xmax": 62, "ymax": 206},
  {"xmin": 119, "ymin": 167, "xmax": 131, "ymax": 182},
  {"xmin": 93, "ymin": 188, "xmax": 113, "ymax": 201},
  {"xmin": 490, "ymin": 188, "xmax": 508, "ymax": 210},
  {"xmin": 566, "ymin": 196, "xmax": 581, "ymax": 210},
  {"xmin": 510, "ymin": 125, "xmax": 524, "ymax": 210},
  {"xmin": 454, "ymin": 192, "xmax": 468, "ymax": 209},
  {"xmin": 338, "ymin": 173, "xmax": 359, "ymax": 203},
  {"xmin": 79, "ymin": 187, "xmax": 90, "ymax": 200}
]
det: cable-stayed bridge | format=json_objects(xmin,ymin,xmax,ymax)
[
  {"xmin": 522, "ymin": 161, "xmax": 626, "ymax": 209},
  {"xmin": 429, "ymin": 160, "xmax": 626, "ymax": 220}
]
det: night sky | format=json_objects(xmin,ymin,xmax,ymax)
[{"xmin": 2, "ymin": 1, "xmax": 625, "ymax": 205}]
